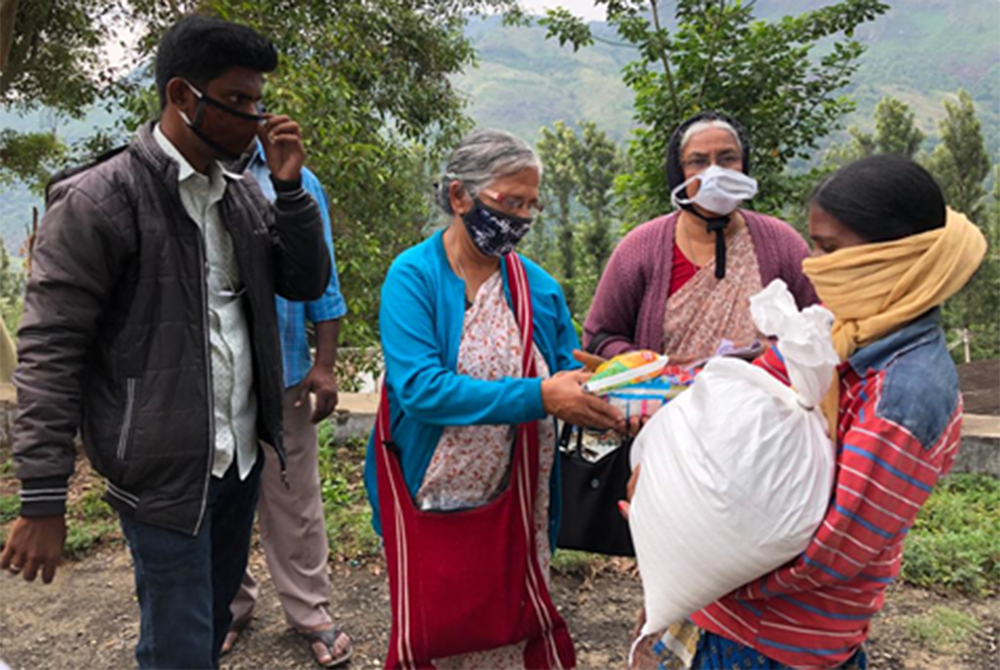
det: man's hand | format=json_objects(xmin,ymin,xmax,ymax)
[
  {"xmin": 541, "ymin": 370, "xmax": 623, "ymax": 432},
  {"xmin": 258, "ymin": 113, "xmax": 304, "ymax": 182},
  {"xmin": 0, "ymin": 515, "xmax": 66, "ymax": 584},
  {"xmin": 297, "ymin": 365, "xmax": 339, "ymax": 424}
]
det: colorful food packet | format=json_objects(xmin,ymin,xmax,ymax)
[{"xmin": 583, "ymin": 350, "xmax": 669, "ymax": 394}]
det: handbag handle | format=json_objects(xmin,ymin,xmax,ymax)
[{"xmin": 558, "ymin": 422, "xmax": 584, "ymax": 456}]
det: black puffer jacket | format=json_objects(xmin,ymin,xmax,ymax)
[{"xmin": 13, "ymin": 122, "xmax": 331, "ymax": 535}]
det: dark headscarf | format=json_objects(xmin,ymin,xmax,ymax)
[{"xmin": 666, "ymin": 111, "xmax": 752, "ymax": 279}]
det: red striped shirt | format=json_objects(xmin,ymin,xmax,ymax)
[{"xmin": 692, "ymin": 342, "xmax": 963, "ymax": 667}]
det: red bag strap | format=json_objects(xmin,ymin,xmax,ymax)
[{"xmin": 504, "ymin": 252, "xmax": 538, "ymax": 380}]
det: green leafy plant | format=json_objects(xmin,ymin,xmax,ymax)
[
  {"xmin": 0, "ymin": 494, "xmax": 19, "ymax": 524},
  {"xmin": 901, "ymin": 474, "xmax": 1000, "ymax": 597},
  {"xmin": 541, "ymin": 0, "xmax": 889, "ymax": 223},
  {"xmin": 317, "ymin": 436, "xmax": 381, "ymax": 560}
]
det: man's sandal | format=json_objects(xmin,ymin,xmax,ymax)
[{"xmin": 301, "ymin": 626, "xmax": 353, "ymax": 668}]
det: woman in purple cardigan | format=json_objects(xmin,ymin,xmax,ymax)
[{"xmin": 583, "ymin": 111, "xmax": 817, "ymax": 364}]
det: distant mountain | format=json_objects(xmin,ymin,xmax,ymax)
[
  {"xmin": 455, "ymin": 0, "xmax": 1000, "ymax": 147},
  {"xmin": 3, "ymin": 0, "xmax": 999, "ymax": 252}
]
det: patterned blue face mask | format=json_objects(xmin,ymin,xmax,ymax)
[{"xmin": 461, "ymin": 198, "xmax": 532, "ymax": 257}]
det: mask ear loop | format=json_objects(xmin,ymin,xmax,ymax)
[{"xmin": 670, "ymin": 173, "xmax": 701, "ymax": 209}]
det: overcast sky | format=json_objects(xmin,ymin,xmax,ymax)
[{"xmin": 520, "ymin": 0, "xmax": 607, "ymax": 21}]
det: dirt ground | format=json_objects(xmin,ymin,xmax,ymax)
[
  {"xmin": 0, "ymin": 361, "xmax": 996, "ymax": 669},
  {"xmin": 957, "ymin": 359, "xmax": 1000, "ymax": 416},
  {"xmin": 1, "ymin": 542, "xmax": 997, "ymax": 670}
]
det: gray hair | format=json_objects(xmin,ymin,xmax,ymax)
[
  {"xmin": 679, "ymin": 119, "xmax": 742, "ymax": 153},
  {"xmin": 436, "ymin": 129, "xmax": 542, "ymax": 215}
]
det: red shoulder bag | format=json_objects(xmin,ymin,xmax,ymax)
[{"xmin": 374, "ymin": 252, "xmax": 576, "ymax": 669}]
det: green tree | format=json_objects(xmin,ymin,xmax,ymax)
[
  {"xmin": 29, "ymin": 0, "xmax": 515, "ymax": 361},
  {"xmin": 536, "ymin": 121, "xmax": 582, "ymax": 311},
  {"xmin": 532, "ymin": 120, "xmax": 625, "ymax": 318},
  {"xmin": 873, "ymin": 97, "xmax": 926, "ymax": 158},
  {"xmin": 825, "ymin": 95, "xmax": 925, "ymax": 166},
  {"xmin": 575, "ymin": 121, "xmax": 623, "ymax": 276},
  {"xmin": 541, "ymin": 0, "xmax": 888, "ymax": 223},
  {"xmin": 0, "ymin": 241, "xmax": 25, "ymax": 336},
  {"xmin": 926, "ymin": 91, "xmax": 997, "ymax": 361},
  {"xmin": 928, "ymin": 90, "xmax": 991, "ymax": 221},
  {"xmin": 0, "ymin": 0, "xmax": 132, "ymax": 194},
  {"xmin": 571, "ymin": 122, "xmax": 624, "ymax": 318},
  {"xmin": 0, "ymin": 128, "xmax": 67, "ymax": 195}
]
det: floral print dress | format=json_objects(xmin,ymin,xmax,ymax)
[{"xmin": 416, "ymin": 270, "xmax": 558, "ymax": 670}]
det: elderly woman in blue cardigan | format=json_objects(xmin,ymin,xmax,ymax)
[{"xmin": 365, "ymin": 129, "xmax": 622, "ymax": 668}]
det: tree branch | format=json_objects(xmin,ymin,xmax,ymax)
[
  {"xmin": 649, "ymin": 0, "xmax": 680, "ymax": 118},
  {"xmin": 0, "ymin": 0, "xmax": 20, "ymax": 75}
]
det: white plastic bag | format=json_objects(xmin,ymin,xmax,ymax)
[{"xmin": 629, "ymin": 280, "xmax": 839, "ymax": 645}]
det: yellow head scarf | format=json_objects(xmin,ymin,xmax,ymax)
[{"xmin": 802, "ymin": 207, "xmax": 987, "ymax": 438}]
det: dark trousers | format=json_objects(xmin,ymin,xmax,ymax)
[{"xmin": 119, "ymin": 454, "xmax": 263, "ymax": 669}]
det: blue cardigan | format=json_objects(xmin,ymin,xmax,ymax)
[{"xmin": 364, "ymin": 230, "xmax": 581, "ymax": 545}]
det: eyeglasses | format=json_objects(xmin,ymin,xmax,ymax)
[
  {"xmin": 680, "ymin": 151, "xmax": 743, "ymax": 172},
  {"xmin": 184, "ymin": 80, "xmax": 266, "ymax": 124},
  {"xmin": 479, "ymin": 187, "xmax": 545, "ymax": 215}
]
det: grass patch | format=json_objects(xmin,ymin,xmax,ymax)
[
  {"xmin": 551, "ymin": 549, "xmax": 608, "ymax": 576},
  {"xmin": 63, "ymin": 478, "xmax": 121, "ymax": 558},
  {"xmin": 0, "ymin": 493, "xmax": 18, "ymax": 524},
  {"xmin": 318, "ymin": 435, "xmax": 382, "ymax": 560},
  {"xmin": 901, "ymin": 474, "xmax": 1000, "ymax": 597},
  {"xmin": 64, "ymin": 520, "xmax": 120, "ymax": 560},
  {"xmin": 902, "ymin": 606, "xmax": 981, "ymax": 651}
]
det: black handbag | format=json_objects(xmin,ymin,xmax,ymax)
[{"xmin": 556, "ymin": 422, "xmax": 635, "ymax": 557}]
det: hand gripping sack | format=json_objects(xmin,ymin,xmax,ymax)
[{"xmin": 629, "ymin": 280, "xmax": 839, "ymax": 641}]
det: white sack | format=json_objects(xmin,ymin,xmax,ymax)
[{"xmin": 629, "ymin": 280, "xmax": 839, "ymax": 641}]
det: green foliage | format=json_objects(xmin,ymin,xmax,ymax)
[
  {"xmin": 0, "ymin": 0, "xmax": 133, "ymax": 198},
  {"xmin": 0, "ymin": 128, "xmax": 68, "ymax": 194},
  {"xmin": 0, "ymin": 0, "xmax": 126, "ymax": 115},
  {"xmin": 542, "ymin": 0, "xmax": 889, "ymax": 224},
  {"xmin": 0, "ymin": 242, "xmax": 25, "ymax": 336},
  {"xmin": 926, "ymin": 91, "xmax": 999, "ymax": 362},
  {"xmin": 900, "ymin": 474, "xmax": 1000, "ymax": 597},
  {"xmin": 317, "ymin": 434, "xmax": 381, "ymax": 560},
  {"xmin": 902, "ymin": 606, "xmax": 981, "ymax": 651},
  {"xmin": 0, "ymin": 494, "xmax": 19, "ymax": 524},
  {"xmin": 529, "ymin": 120, "xmax": 624, "ymax": 320},
  {"xmin": 550, "ymin": 548, "xmax": 607, "ymax": 576},
  {"xmin": 116, "ymin": 0, "xmax": 517, "ymax": 351},
  {"xmin": 63, "ymin": 520, "xmax": 120, "ymax": 560},
  {"xmin": 825, "ymin": 95, "xmax": 926, "ymax": 166},
  {"xmin": 928, "ymin": 90, "xmax": 992, "ymax": 220}
]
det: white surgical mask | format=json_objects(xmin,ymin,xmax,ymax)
[{"xmin": 671, "ymin": 164, "xmax": 758, "ymax": 216}]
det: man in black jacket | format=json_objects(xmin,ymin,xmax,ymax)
[{"xmin": 1, "ymin": 16, "xmax": 331, "ymax": 669}]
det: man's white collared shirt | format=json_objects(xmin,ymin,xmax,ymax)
[{"xmin": 154, "ymin": 124, "xmax": 258, "ymax": 480}]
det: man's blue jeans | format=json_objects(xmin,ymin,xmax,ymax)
[{"xmin": 118, "ymin": 454, "xmax": 263, "ymax": 669}]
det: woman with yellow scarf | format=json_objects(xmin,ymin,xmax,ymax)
[{"xmin": 641, "ymin": 154, "xmax": 986, "ymax": 669}]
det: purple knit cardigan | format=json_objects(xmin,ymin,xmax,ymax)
[{"xmin": 582, "ymin": 209, "xmax": 818, "ymax": 358}]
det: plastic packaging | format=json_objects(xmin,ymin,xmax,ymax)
[
  {"xmin": 628, "ymin": 280, "xmax": 839, "ymax": 653},
  {"xmin": 583, "ymin": 350, "xmax": 669, "ymax": 395}
]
